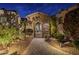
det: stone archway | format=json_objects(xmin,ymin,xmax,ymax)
[{"xmin": 34, "ymin": 22, "xmax": 42, "ymax": 38}]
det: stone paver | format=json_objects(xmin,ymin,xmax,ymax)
[{"xmin": 23, "ymin": 38, "xmax": 69, "ymax": 55}]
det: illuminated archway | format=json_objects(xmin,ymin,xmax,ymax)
[{"xmin": 34, "ymin": 22, "xmax": 42, "ymax": 37}]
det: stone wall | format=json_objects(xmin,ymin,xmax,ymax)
[
  {"xmin": 26, "ymin": 12, "xmax": 51, "ymax": 37},
  {"xmin": 56, "ymin": 5, "xmax": 79, "ymax": 40}
]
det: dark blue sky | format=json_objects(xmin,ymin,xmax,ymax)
[{"xmin": 0, "ymin": 3, "xmax": 75, "ymax": 17}]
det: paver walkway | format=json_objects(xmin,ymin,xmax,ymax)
[{"xmin": 22, "ymin": 38, "xmax": 69, "ymax": 55}]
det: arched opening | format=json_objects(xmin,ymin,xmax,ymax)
[{"xmin": 34, "ymin": 22, "xmax": 42, "ymax": 38}]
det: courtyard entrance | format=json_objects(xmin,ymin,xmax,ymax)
[{"xmin": 34, "ymin": 22, "xmax": 42, "ymax": 38}]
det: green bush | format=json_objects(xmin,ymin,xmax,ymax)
[
  {"xmin": 0, "ymin": 26, "xmax": 18, "ymax": 46},
  {"xmin": 50, "ymin": 16, "xmax": 57, "ymax": 36},
  {"xmin": 50, "ymin": 16, "xmax": 64, "ymax": 42},
  {"xmin": 72, "ymin": 40, "xmax": 79, "ymax": 49},
  {"xmin": 52, "ymin": 32, "xmax": 64, "ymax": 42}
]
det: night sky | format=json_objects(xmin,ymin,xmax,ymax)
[{"xmin": 0, "ymin": 3, "xmax": 75, "ymax": 17}]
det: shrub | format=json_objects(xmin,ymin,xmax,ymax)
[
  {"xmin": 0, "ymin": 26, "xmax": 18, "ymax": 46},
  {"xmin": 52, "ymin": 32, "xmax": 64, "ymax": 42},
  {"xmin": 25, "ymin": 29, "xmax": 33, "ymax": 36},
  {"xmin": 72, "ymin": 40, "xmax": 79, "ymax": 49}
]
